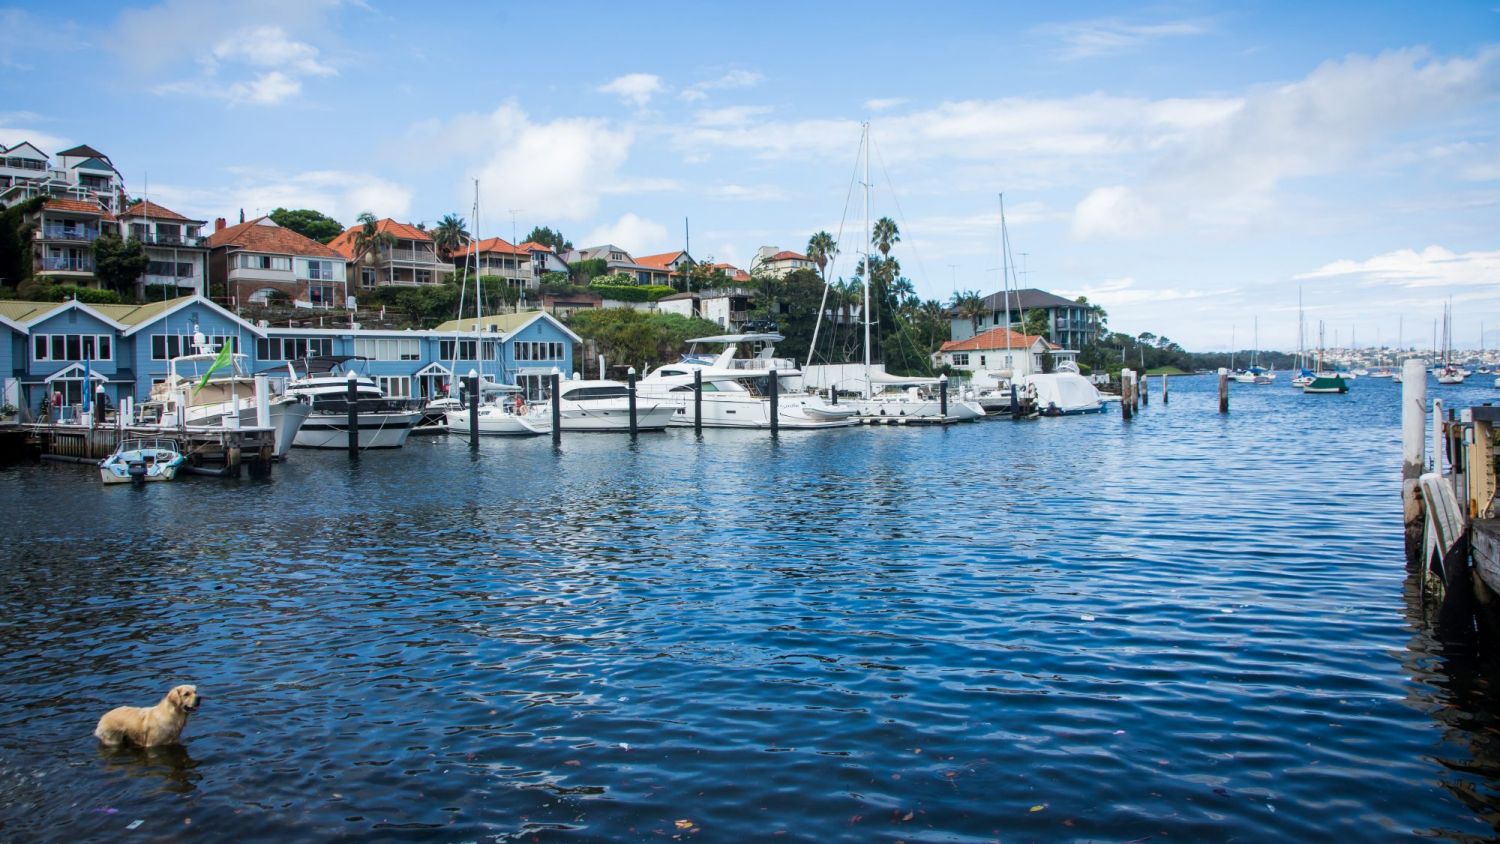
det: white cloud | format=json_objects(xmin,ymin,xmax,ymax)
[
  {"xmin": 598, "ymin": 73, "xmax": 663, "ymax": 108},
  {"xmin": 864, "ymin": 98, "xmax": 908, "ymax": 112},
  {"xmin": 1071, "ymin": 186, "xmax": 1161, "ymax": 239},
  {"xmin": 681, "ymin": 69, "xmax": 764, "ymax": 102},
  {"xmin": 115, "ymin": 1, "xmax": 343, "ymax": 106},
  {"xmin": 153, "ymin": 169, "xmax": 413, "ymax": 225},
  {"xmin": 413, "ymin": 103, "xmax": 635, "ymax": 222},
  {"xmin": 1037, "ymin": 17, "xmax": 1210, "ymax": 59},
  {"xmin": 581, "ymin": 213, "xmax": 671, "ymax": 253},
  {"xmin": 694, "ymin": 105, "xmax": 772, "ymax": 127},
  {"xmin": 710, "ymin": 184, "xmax": 789, "ymax": 202},
  {"xmin": 0, "ymin": 114, "xmax": 70, "ymax": 156},
  {"xmin": 1295, "ymin": 246, "xmax": 1500, "ymax": 289}
]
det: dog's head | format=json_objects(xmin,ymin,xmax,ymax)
[{"xmin": 167, "ymin": 685, "xmax": 201, "ymax": 713}]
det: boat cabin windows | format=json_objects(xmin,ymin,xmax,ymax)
[
  {"xmin": 33, "ymin": 333, "xmax": 111, "ymax": 362},
  {"xmin": 670, "ymin": 381, "xmax": 723, "ymax": 392},
  {"xmin": 152, "ymin": 333, "xmax": 235, "ymax": 360},
  {"xmin": 256, "ymin": 337, "xmax": 334, "ymax": 361},
  {"xmin": 562, "ymin": 385, "xmax": 628, "ymax": 400},
  {"xmin": 354, "ymin": 337, "xmax": 421, "ymax": 361},
  {"xmin": 514, "ymin": 341, "xmax": 564, "ymax": 362}
]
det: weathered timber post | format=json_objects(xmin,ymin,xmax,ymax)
[
  {"xmin": 346, "ymin": 370, "xmax": 360, "ymax": 457},
  {"xmin": 768, "ymin": 369, "xmax": 780, "ymax": 436},
  {"xmin": 466, "ymin": 371, "xmax": 480, "ymax": 447},
  {"xmin": 1121, "ymin": 369, "xmax": 1134, "ymax": 420},
  {"xmin": 693, "ymin": 369, "xmax": 703, "ymax": 435},
  {"xmin": 550, "ymin": 369, "xmax": 562, "ymax": 444},
  {"xmin": 939, "ymin": 374, "xmax": 948, "ymax": 419},
  {"xmin": 627, "ymin": 366, "xmax": 638, "ymax": 438},
  {"xmin": 1140, "ymin": 370, "xmax": 1149, "ymax": 406},
  {"xmin": 1162, "ymin": 373, "xmax": 1169, "ymax": 405},
  {"xmin": 1218, "ymin": 368, "xmax": 1229, "ymax": 414}
]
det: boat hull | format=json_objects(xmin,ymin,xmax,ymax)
[
  {"xmin": 293, "ymin": 411, "xmax": 421, "ymax": 448},
  {"xmin": 643, "ymin": 391, "xmax": 854, "ymax": 429},
  {"xmin": 446, "ymin": 407, "xmax": 552, "ymax": 436},
  {"xmin": 559, "ymin": 401, "xmax": 677, "ymax": 432}
]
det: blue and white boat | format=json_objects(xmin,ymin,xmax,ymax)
[{"xmin": 99, "ymin": 438, "xmax": 187, "ymax": 484}]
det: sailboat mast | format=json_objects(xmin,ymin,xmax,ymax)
[
  {"xmin": 472, "ymin": 181, "xmax": 483, "ymax": 383},
  {"xmin": 1000, "ymin": 193, "xmax": 1011, "ymax": 365},
  {"xmin": 862, "ymin": 122, "xmax": 872, "ymax": 400}
]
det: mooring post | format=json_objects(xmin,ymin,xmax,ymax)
[
  {"xmin": 1218, "ymin": 368, "xmax": 1229, "ymax": 414},
  {"xmin": 1162, "ymin": 373, "xmax": 1169, "ymax": 405},
  {"xmin": 1121, "ymin": 369, "xmax": 1133, "ymax": 420},
  {"xmin": 1432, "ymin": 397, "xmax": 1445, "ymax": 479},
  {"xmin": 693, "ymin": 369, "xmax": 703, "ymax": 435},
  {"xmin": 627, "ymin": 366, "xmax": 638, "ymax": 437},
  {"xmin": 768, "ymin": 369, "xmax": 780, "ymax": 436},
  {"xmin": 1140, "ymin": 370, "xmax": 1149, "ymax": 406},
  {"xmin": 346, "ymin": 370, "xmax": 360, "ymax": 457},
  {"xmin": 466, "ymin": 370, "xmax": 480, "ymax": 447},
  {"xmin": 939, "ymin": 373, "xmax": 949, "ymax": 419},
  {"xmin": 1010, "ymin": 383, "xmax": 1020, "ymax": 419},
  {"xmin": 254, "ymin": 374, "xmax": 271, "ymax": 429},
  {"xmin": 550, "ymin": 369, "xmax": 561, "ymax": 444}
]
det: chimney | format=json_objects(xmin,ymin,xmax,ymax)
[{"xmin": 215, "ymin": 217, "xmax": 226, "ymax": 232}]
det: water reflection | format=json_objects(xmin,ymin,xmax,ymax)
[{"xmin": 96, "ymin": 743, "xmax": 200, "ymax": 795}]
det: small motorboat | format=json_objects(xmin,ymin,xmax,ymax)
[{"xmin": 99, "ymin": 438, "xmax": 187, "ymax": 484}]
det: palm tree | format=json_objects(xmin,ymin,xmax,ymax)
[
  {"xmin": 352, "ymin": 211, "xmax": 396, "ymax": 272},
  {"xmin": 949, "ymin": 289, "xmax": 986, "ymax": 337},
  {"xmin": 872, "ymin": 216, "xmax": 900, "ymax": 258},
  {"xmin": 806, "ymin": 231, "xmax": 837, "ymax": 282},
  {"xmin": 431, "ymin": 213, "xmax": 469, "ymax": 257}
]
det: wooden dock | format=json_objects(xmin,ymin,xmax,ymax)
[{"xmin": 7, "ymin": 420, "xmax": 276, "ymax": 478}]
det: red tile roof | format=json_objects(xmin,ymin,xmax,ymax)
[
  {"xmin": 635, "ymin": 250, "xmax": 687, "ymax": 269},
  {"xmin": 939, "ymin": 327, "xmax": 1056, "ymax": 353},
  {"xmin": 207, "ymin": 217, "xmax": 345, "ymax": 259},
  {"xmin": 712, "ymin": 263, "xmax": 751, "ymax": 282},
  {"xmin": 327, "ymin": 218, "xmax": 433, "ymax": 258},
  {"xmin": 769, "ymin": 250, "xmax": 810, "ymax": 262},
  {"xmin": 458, "ymin": 236, "xmax": 527, "ymax": 257},
  {"xmin": 122, "ymin": 199, "xmax": 197, "ymax": 222},
  {"xmin": 42, "ymin": 198, "xmax": 107, "ymax": 217},
  {"xmin": 516, "ymin": 241, "xmax": 556, "ymax": 254}
]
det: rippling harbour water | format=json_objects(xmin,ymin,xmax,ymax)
[{"xmin": 4, "ymin": 374, "xmax": 1500, "ymax": 841}]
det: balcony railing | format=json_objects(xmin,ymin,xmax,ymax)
[
  {"xmin": 139, "ymin": 233, "xmax": 206, "ymax": 247},
  {"xmin": 40, "ymin": 225, "xmax": 99, "ymax": 241},
  {"xmin": 384, "ymin": 247, "xmax": 440, "ymax": 263},
  {"xmin": 43, "ymin": 256, "xmax": 95, "ymax": 272}
]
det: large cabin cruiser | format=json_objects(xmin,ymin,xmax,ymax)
[
  {"xmin": 640, "ymin": 334, "xmax": 854, "ymax": 429},
  {"xmin": 555, "ymin": 378, "xmax": 676, "ymax": 432},
  {"xmin": 142, "ymin": 337, "xmax": 310, "ymax": 458},
  {"xmin": 281, "ymin": 356, "xmax": 422, "ymax": 448},
  {"xmin": 840, "ymin": 373, "xmax": 987, "ymax": 423}
]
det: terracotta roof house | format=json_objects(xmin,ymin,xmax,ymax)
[
  {"xmin": 947, "ymin": 287, "xmax": 1099, "ymax": 351},
  {"xmin": 749, "ymin": 246, "xmax": 815, "ymax": 278},
  {"xmin": 328, "ymin": 218, "xmax": 454, "ymax": 291},
  {"xmin": 516, "ymin": 240, "xmax": 570, "ymax": 276},
  {"xmin": 935, "ymin": 326, "xmax": 1071, "ymax": 382},
  {"xmin": 448, "ymin": 236, "xmax": 533, "ymax": 293},
  {"xmin": 207, "ymin": 217, "xmax": 350, "ymax": 309},
  {"xmin": 563, "ymin": 244, "xmax": 675, "ymax": 286},
  {"xmin": 26, "ymin": 196, "xmax": 118, "ymax": 287},
  {"xmin": 119, "ymin": 200, "xmax": 209, "ymax": 297}
]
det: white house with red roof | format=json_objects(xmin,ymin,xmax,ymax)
[
  {"xmin": 448, "ymin": 236, "xmax": 534, "ymax": 293},
  {"xmin": 749, "ymin": 246, "xmax": 815, "ymax": 278},
  {"xmin": 119, "ymin": 200, "xmax": 208, "ymax": 297},
  {"xmin": 327, "ymin": 218, "xmax": 454, "ymax": 290},
  {"xmin": 207, "ymin": 217, "xmax": 350, "ymax": 308},
  {"xmin": 28, "ymin": 197, "xmax": 117, "ymax": 286},
  {"xmin": 935, "ymin": 327, "xmax": 1073, "ymax": 383}
]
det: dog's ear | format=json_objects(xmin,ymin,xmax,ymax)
[{"xmin": 168, "ymin": 686, "xmax": 185, "ymax": 707}]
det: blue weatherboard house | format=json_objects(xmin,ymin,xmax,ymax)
[{"xmin": 0, "ymin": 295, "xmax": 580, "ymax": 419}]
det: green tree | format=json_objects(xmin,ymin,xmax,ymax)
[
  {"xmin": 565, "ymin": 308, "xmax": 724, "ymax": 372},
  {"xmin": 570, "ymin": 257, "xmax": 609, "ymax": 284},
  {"xmin": 0, "ymin": 196, "xmax": 46, "ymax": 291},
  {"xmin": 524, "ymin": 226, "xmax": 572, "ymax": 253},
  {"xmin": 806, "ymin": 231, "xmax": 837, "ymax": 282},
  {"xmin": 352, "ymin": 212, "xmax": 396, "ymax": 269},
  {"xmin": 93, "ymin": 232, "xmax": 149, "ymax": 297},
  {"xmin": 872, "ymin": 216, "xmax": 900, "ymax": 258},
  {"xmin": 949, "ymin": 289, "xmax": 986, "ymax": 337},
  {"xmin": 1022, "ymin": 308, "xmax": 1051, "ymax": 340},
  {"xmin": 269, "ymin": 208, "xmax": 344, "ymax": 243},
  {"xmin": 431, "ymin": 214, "xmax": 470, "ymax": 256}
]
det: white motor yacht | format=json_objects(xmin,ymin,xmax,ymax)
[
  {"xmin": 282, "ymin": 356, "xmax": 422, "ymax": 449},
  {"xmin": 640, "ymin": 333, "xmax": 855, "ymax": 429},
  {"xmin": 144, "ymin": 338, "xmax": 310, "ymax": 458},
  {"xmin": 555, "ymin": 378, "xmax": 676, "ymax": 432}
]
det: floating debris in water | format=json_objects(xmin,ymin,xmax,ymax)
[{"xmin": 125, "ymin": 819, "xmax": 143, "ymax": 830}]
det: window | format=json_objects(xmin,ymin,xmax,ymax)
[
  {"xmin": 376, "ymin": 376, "xmax": 412, "ymax": 398},
  {"xmin": 440, "ymin": 340, "xmax": 477, "ymax": 361},
  {"xmin": 131, "ymin": 223, "xmax": 148, "ymax": 239},
  {"xmin": 239, "ymin": 254, "xmax": 291, "ymax": 271},
  {"xmin": 950, "ymin": 353, "xmax": 970, "ymax": 366},
  {"xmin": 33, "ymin": 333, "xmax": 112, "ymax": 362},
  {"xmin": 361, "ymin": 268, "xmax": 376, "ymax": 288},
  {"xmin": 513, "ymin": 341, "xmax": 565, "ymax": 361},
  {"xmin": 980, "ymin": 355, "xmax": 986, "ymax": 366},
  {"xmin": 304, "ymin": 260, "xmax": 334, "ymax": 281},
  {"xmin": 353, "ymin": 338, "xmax": 421, "ymax": 361},
  {"xmin": 309, "ymin": 284, "xmax": 336, "ymax": 306},
  {"xmin": 151, "ymin": 334, "xmax": 235, "ymax": 360},
  {"xmin": 416, "ymin": 270, "xmax": 432, "ymax": 284},
  {"xmin": 255, "ymin": 337, "xmax": 333, "ymax": 361},
  {"xmin": 147, "ymin": 260, "xmax": 194, "ymax": 278}
]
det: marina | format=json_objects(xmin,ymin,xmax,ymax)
[{"xmin": 4, "ymin": 375, "xmax": 1500, "ymax": 839}]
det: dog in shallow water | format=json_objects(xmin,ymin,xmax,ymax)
[{"xmin": 94, "ymin": 685, "xmax": 201, "ymax": 747}]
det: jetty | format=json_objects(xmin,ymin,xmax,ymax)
[{"xmin": 3, "ymin": 418, "xmax": 275, "ymax": 477}]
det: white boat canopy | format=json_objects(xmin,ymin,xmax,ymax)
[{"xmin": 686, "ymin": 333, "xmax": 785, "ymax": 344}]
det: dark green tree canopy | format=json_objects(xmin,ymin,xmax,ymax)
[
  {"xmin": 524, "ymin": 226, "xmax": 572, "ymax": 253},
  {"xmin": 269, "ymin": 208, "xmax": 344, "ymax": 243},
  {"xmin": 93, "ymin": 232, "xmax": 149, "ymax": 296}
]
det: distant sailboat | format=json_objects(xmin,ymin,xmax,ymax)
[{"xmin": 1304, "ymin": 322, "xmax": 1348, "ymax": 394}]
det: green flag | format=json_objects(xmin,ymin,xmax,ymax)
[{"xmin": 195, "ymin": 341, "xmax": 235, "ymax": 393}]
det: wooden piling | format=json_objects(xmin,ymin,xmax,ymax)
[
  {"xmin": 1140, "ymin": 370, "xmax": 1149, "ymax": 406},
  {"xmin": 1218, "ymin": 369, "xmax": 1229, "ymax": 414},
  {"xmin": 1121, "ymin": 369, "xmax": 1134, "ymax": 420},
  {"xmin": 627, "ymin": 367, "xmax": 639, "ymax": 437},
  {"xmin": 550, "ymin": 372, "xmax": 562, "ymax": 444},
  {"xmin": 466, "ymin": 373, "xmax": 480, "ymax": 447},
  {"xmin": 768, "ymin": 369, "xmax": 779, "ymax": 435},
  {"xmin": 1162, "ymin": 373, "xmax": 1169, "ymax": 405},
  {"xmin": 346, "ymin": 371, "xmax": 360, "ymax": 457},
  {"xmin": 693, "ymin": 369, "xmax": 703, "ymax": 435}
]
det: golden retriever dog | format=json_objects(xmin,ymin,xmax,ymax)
[{"xmin": 94, "ymin": 685, "xmax": 202, "ymax": 747}]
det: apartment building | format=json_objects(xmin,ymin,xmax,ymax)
[{"xmin": 118, "ymin": 200, "xmax": 208, "ymax": 298}]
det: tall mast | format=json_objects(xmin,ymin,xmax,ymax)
[
  {"xmin": 862, "ymin": 122, "xmax": 872, "ymax": 399},
  {"xmin": 1000, "ymin": 193, "xmax": 1011, "ymax": 364},
  {"xmin": 472, "ymin": 180, "xmax": 482, "ymax": 382}
]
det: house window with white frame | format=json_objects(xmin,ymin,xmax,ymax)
[
  {"xmin": 950, "ymin": 353, "xmax": 969, "ymax": 366},
  {"xmin": 33, "ymin": 333, "xmax": 112, "ymax": 362},
  {"xmin": 361, "ymin": 268, "xmax": 376, "ymax": 287},
  {"xmin": 304, "ymin": 260, "xmax": 335, "ymax": 281}
]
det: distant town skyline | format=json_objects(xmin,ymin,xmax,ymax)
[{"xmin": 2, "ymin": 0, "xmax": 1497, "ymax": 351}]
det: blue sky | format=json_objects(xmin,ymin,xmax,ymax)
[{"xmin": 3, "ymin": 1, "xmax": 1498, "ymax": 351}]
